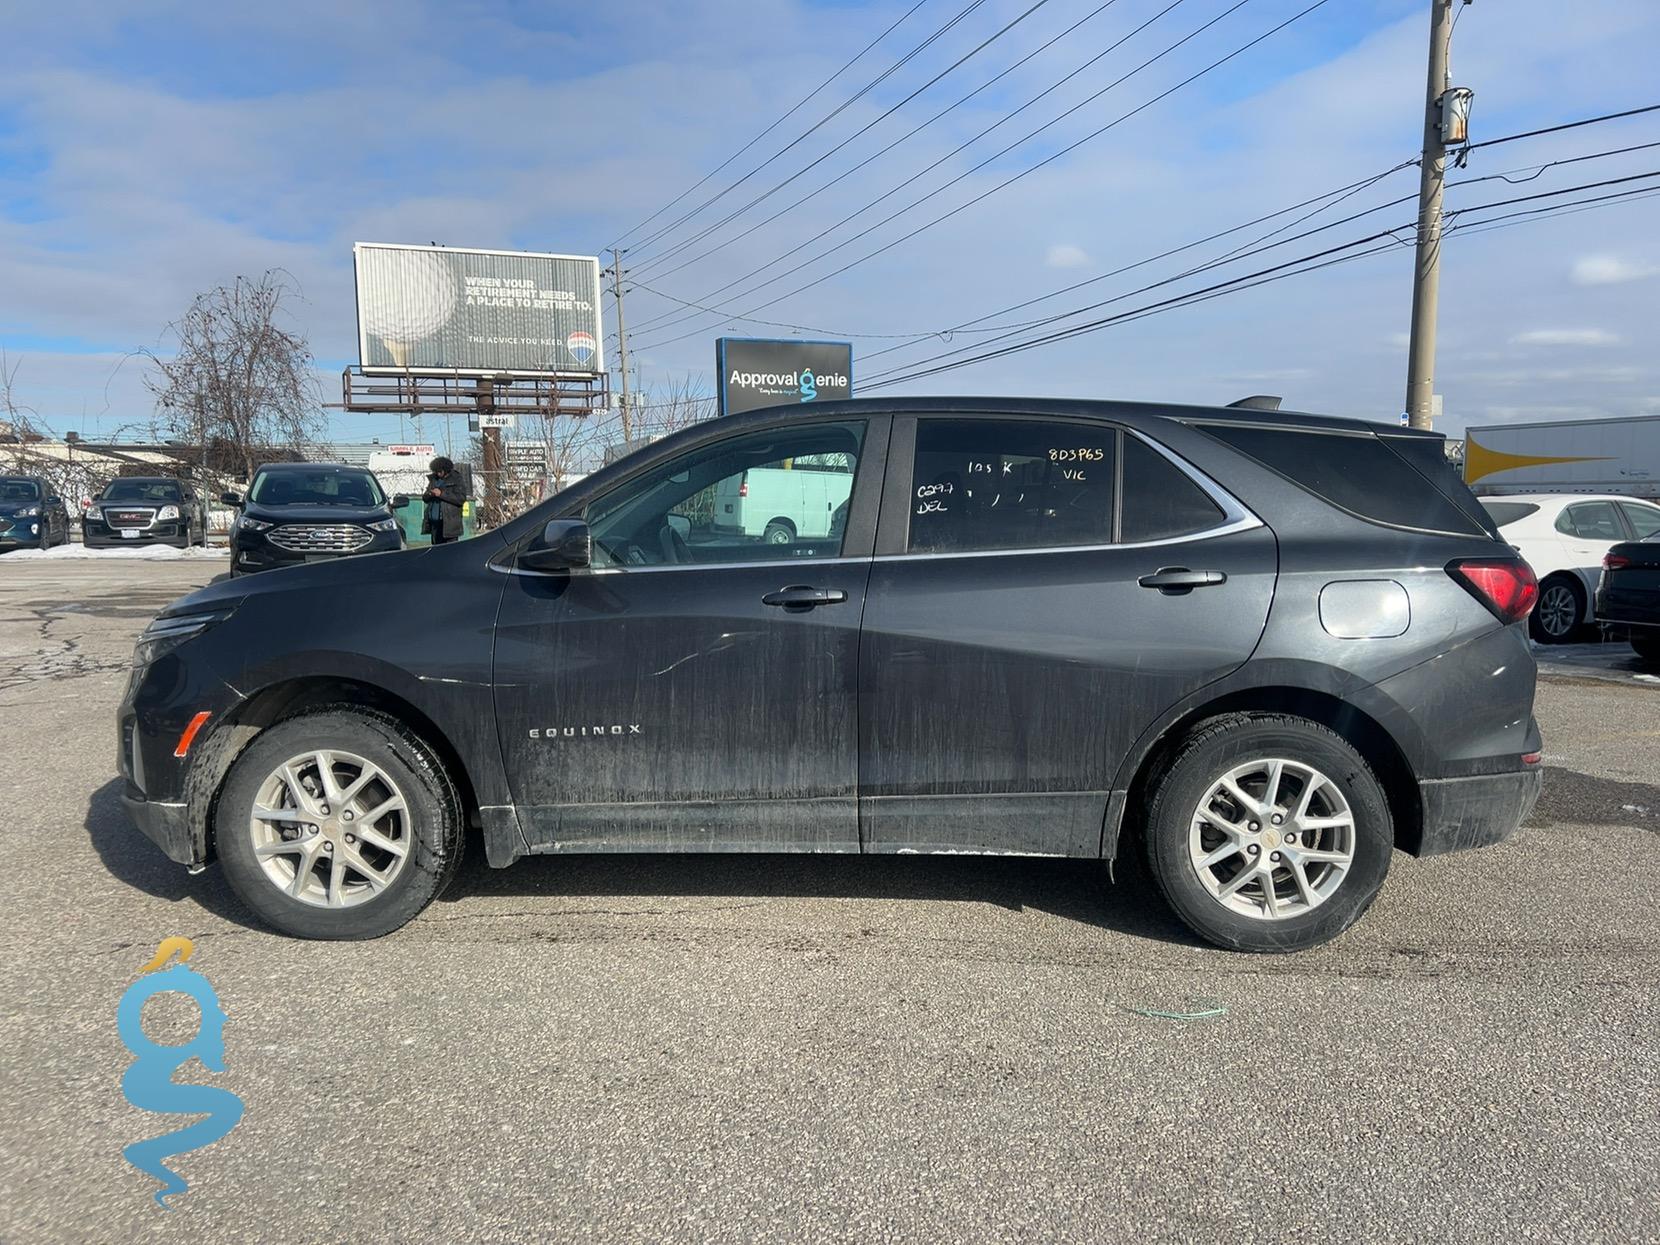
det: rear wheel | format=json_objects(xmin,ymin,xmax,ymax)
[
  {"xmin": 1529, "ymin": 575, "xmax": 1584, "ymax": 643},
  {"xmin": 763, "ymin": 518, "xmax": 795, "ymax": 546},
  {"xmin": 1632, "ymin": 633, "xmax": 1660, "ymax": 666},
  {"xmin": 1142, "ymin": 715, "xmax": 1393, "ymax": 953},
  {"xmin": 215, "ymin": 708, "xmax": 464, "ymax": 939}
]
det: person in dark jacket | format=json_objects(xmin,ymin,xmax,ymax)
[{"xmin": 422, "ymin": 457, "xmax": 467, "ymax": 545}]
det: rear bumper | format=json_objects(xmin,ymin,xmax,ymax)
[{"xmin": 1413, "ymin": 766, "xmax": 1543, "ymax": 856}]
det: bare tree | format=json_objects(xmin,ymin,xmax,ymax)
[{"xmin": 145, "ymin": 272, "xmax": 323, "ymax": 482}]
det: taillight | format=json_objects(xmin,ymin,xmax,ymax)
[
  {"xmin": 738, "ymin": 480, "xmax": 749, "ymax": 498},
  {"xmin": 1603, "ymin": 552, "xmax": 1631, "ymax": 570},
  {"xmin": 1448, "ymin": 558, "xmax": 1539, "ymax": 624}
]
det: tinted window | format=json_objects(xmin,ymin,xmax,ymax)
[
  {"xmin": 909, "ymin": 419, "xmax": 1114, "ymax": 553},
  {"xmin": 1120, "ymin": 436, "xmax": 1224, "ymax": 542},
  {"xmin": 1618, "ymin": 501, "xmax": 1660, "ymax": 540},
  {"xmin": 0, "ymin": 478, "xmax": 41, "ymax": 502},
  {"xmin": 586, "ymin": 421, "xmax": 863, "ymax": 567},
  {"xmin": 1479, "ymin": 501, "xmax": 1540, "ymax": 528},
  {"xmin": 1199, "ymin": 424, "xmax": 1485, "ymax": 535},
  {"xmin": 1557, "ymin": 501, "xmax": 1622, "ymax": 541},
  {"xmin": 249, "ymin": 469, "xmax": 384, "ymax": 507},
  {"xmin": 103, "ymin": 479, "xmax": 184, "ymax": 504}
]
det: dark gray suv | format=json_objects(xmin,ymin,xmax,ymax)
[{"xmin": 120, "ymin": 398, "xmax": 1542, "ymax": 951}]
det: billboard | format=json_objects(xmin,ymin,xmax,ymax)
[
  {"xmin": 355, "ymin": 243, "xmax": 603, "ymax": 377},
  {"xmin": 717, "ymin": 338, "xmax": 852, "ymax": 416}
]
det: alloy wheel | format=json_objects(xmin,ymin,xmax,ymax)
[
  {"xmin": 247, "ymin": 750, "xmax": 412, "ymax": 908},
  {"xmin": 1536, "ymin": 583, "xmax": 1578, "ymax": 639},
  {"xmin": 1188, "ymin": 758, "xmax": 1356, "ymax": 921}
]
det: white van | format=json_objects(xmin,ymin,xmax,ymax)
[{"xmin": 712, "ymin": 464, "xmax": 853, "ymax": 544}]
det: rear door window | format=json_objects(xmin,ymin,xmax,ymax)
[
  {"xmin": 1617, "ymin": 501, "xmax": 1660, "ymax": 540},
  {"xmin": 1556, "ymin": 501, "xmax": 1622, "ymax": 541},
  {"xmin": 908, "ymin": 419, "xmax": 1115, "ymax": 553}
]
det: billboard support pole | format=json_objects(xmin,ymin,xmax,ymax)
[{"xmin": 607, "ymin": 248, "xmax": 632, "ymax": 445}]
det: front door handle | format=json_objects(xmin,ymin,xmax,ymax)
[
  {"xmin": 1138, "ymin": 567, "xmax": 1227, "ymax": 595},
  {"xmin": 762, "ymin": 585, "xmax": 849, "ymax": 609}
]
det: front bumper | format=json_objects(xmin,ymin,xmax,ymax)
[
  {"xmin": 0, "ymin": 518, "xmax": 44, "ymax": 548},
  {"xmin": 122, "ymin": 792, "xmax": 196, "ymax": 865},
  {"xmin": 85, "ymin": 519, "xmax": 189, "ymax": 547},
  {"xmin": 1414, "ymin": 765, "xmax": 1544, "ymax": 856}
]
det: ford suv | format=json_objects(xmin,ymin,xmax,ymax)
[{"xmin": 119, "ymin": 398, "xmax": 1543, "ymax": 950}]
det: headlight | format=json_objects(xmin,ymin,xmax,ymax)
[
  {"xmin": 239, "ymin": 517, "xmax": 273, "ymax": 532},
  {"xmin": 85, "ymin": 506, "xmax": 103, "ymax": 521},
  {"xmin": 367, "ymin": 518, "xmax": 399, "ymax": 532},
  {"xmin": 157, "ymin": 504, "xmax": 181, "ymax": 520},
  {"xmin": 134, "ymin": 604, "xmax": 237, "ymax": 667},
  {"xmin": 16, "ymin": 504, "xmax": 40, "ymax": 518}
]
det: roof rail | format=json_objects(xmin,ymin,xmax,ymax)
[{"xmin": 1226, "ymin": 395, "xmax": 1282, "ymax": 411}]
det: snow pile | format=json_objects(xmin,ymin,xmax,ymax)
[{"xmin": 3, "ymin": 543, "xmax": 229, "ymax": 561}]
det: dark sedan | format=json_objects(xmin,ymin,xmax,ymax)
[
  {"xmin": 83, "ymin": 477, "xmax": 207, "ymax": 549},
  {"xmin": 225, "ymin": 462, "xmax": 408, "ymax": 575},
  {"xmin": 0, "ymin": 475, "xmax": 71, "ymax": 551},
  {"xmin": 1596, "ymin": 538, "xmax": 1660, "ymax": 665}
]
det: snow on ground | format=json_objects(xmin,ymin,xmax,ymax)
[{"xmin": 2, "ymin": 543, "xmax": 228, "ymax": 561}]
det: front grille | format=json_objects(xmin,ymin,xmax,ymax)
[
  {"xmin": 267, "ymin": 523, "xmax": 373, "ymax": 554},
  {"xmin": 108, "ymin": 508, "xmax": 154, "ymax": 529}
]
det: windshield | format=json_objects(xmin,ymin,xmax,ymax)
[
  {"xmin": 0, "ymin": 478, "xmax": 41, "ymax": 502},
  {"xmin": 102, "ymin": 479, "xmax": 183, "ymax": 504},
  {"xmin": 249, "ymin": 469, "xmax": 385, "ymax": 508}
]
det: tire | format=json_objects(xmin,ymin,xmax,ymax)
[
  {"xmin": 763, "ymin": 519, "xmax": 795, "ymax": 546},
  {"xmin": 1529, "ymin": 575, "xmax": 1584, "ymax": 644},
  {"xmin": 214, "ymin": 707, "xmax": 464, "ymax": 939},
  {"xmin": 1142, "ymin": 714, "xmax": 1393, "ymax": 953},
  {"xmin": 1632, "ymin": 633, "xmax": 1660, "ymax": 666}
]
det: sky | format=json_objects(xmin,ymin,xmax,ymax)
[{"xmin": 1, "ymin": 0, "xmax": 1657, "ymax": 450}]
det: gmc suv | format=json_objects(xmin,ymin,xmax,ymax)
[{"xmin": 119, "ymin": 398, "xmax": 1543, "ymax": 951}]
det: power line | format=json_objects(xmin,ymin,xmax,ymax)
[
  {"xmin": 624, "ymin": 0, "xmax": 994, "ymax": 258},
  {"xmin": 631, "ymin": 0, "xmax": 1335, "ymax": 350},
  {"xmin": 629, "ymin": 0, "xmax": 1129, "ymax": 285},
  {"xmin": 862, "ymin": 168, "xmax": 1660, "ymax": 388},
  {"xmin": 629, "ymin": 0, "xmax": 1064, "ymax": 276},
  {"xmin": 627, "ymin": 0, "xmax": 1214, "ymax": 337},
  {"xmin": 1461, "ymin": 102, "xmax": 1660, "ymax": 153}
]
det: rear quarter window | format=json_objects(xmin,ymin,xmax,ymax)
[
  {"xmin": 1479, "ymin": 501, "xmax": 1541, "ymax": 528},
  {"xmin": 1197, "ymin": 423, "xmax": 1489, "ymax": 536}
]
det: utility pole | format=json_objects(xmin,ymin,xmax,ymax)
[
  {"xmin": 608, "ymin": 247, "xmax": 632, "ymax": 446},
  {"xmin": 1404, "ymin": 0, "xmax": 1459, "ymax": 430}
]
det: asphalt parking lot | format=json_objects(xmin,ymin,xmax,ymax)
[{"xmin": 2, "ymin": 557, "xmax": 1656, "ymax": 1243}]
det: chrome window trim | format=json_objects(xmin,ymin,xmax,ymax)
[{"xmin": 490, "ymin": 554, "xmax": 868, "ymax": 579}]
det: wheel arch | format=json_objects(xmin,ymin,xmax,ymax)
[
  {"xmin": 191, "ymin": 675, "xmax": 482, "ymax": 863},
  {"xmin": 1108, "ymin": 685, "xmax": 1423, "ymax": 864}
]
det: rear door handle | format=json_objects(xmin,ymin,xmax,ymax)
[
  {"xmin": 762, "ymin": 585, "xmax": 849, "ymax": 609},
  {"xmin": 1138, "ymin": 567, "xmax": 1227, "ymax": 594}
]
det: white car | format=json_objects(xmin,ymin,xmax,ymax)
[{"xmin": 1479, "ymin": 493, "xmax": 1660, "ymax": 642}]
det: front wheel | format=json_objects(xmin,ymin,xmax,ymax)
[
  {"xmin": 1632, "ymin": 633, "xmax": 1660, "ymax": 666},
  {"xmin": 1142, "ymin": 715, "xmax": 1393, "ymax": 953},
  {"xmin": 215, "ymin": 708, "xmax": 464, "ymax": 939}
]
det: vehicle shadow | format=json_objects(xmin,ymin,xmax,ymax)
[
  {"xmin": 438, "ymin": 837, "xmax": 1202, "ymax": 947},
  {"xmin": 84, "ymin": 778, "xmax": 254, "ymax": 926}
]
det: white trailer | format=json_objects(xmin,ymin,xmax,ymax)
[{"xmin": 1465, "ymin": 414, "xmax": 1660, "ymax": 499}]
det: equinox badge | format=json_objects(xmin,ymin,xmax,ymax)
[{"xmin": 529, "ymin": 724, "xmax": 643, "ymax": 739}]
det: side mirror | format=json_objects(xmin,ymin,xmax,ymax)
[
  {"xmin": 391, "ymin": 494, "xmax": 410, "ymax": 509},
  {"xmin": 48, "ymin": 496, "xmax": 61, "ymax": 506},
  {"xmin": 519, "ymin": 519, "xmax": 591, "ymax": 572},
  {"xmin": 221, "ymin": 492, "xmax": 243, "ymax": 507}
]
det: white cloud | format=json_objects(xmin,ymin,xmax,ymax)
[
  {"xmin": 1511, "ymin": 329, "xmax": 1623, "ymax": 348},
  {"xmin": 1571, "ymin": 254, "xmax": 1659, "ymax": 285},
  {"xmin": 1044, "ymin": 244, "xmax": 1091, "ymax": 270}
]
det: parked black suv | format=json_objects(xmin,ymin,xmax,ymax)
[
  {"xmin": 0, "ymin": 475, "xmax": 71, "ymax": 550},
  {"xmin": 1595, "ymin": 537, "xmax": 1660, "ymax": 666},
  {"xmin": 121, "ymin": 399, "xmax": 1543, "ymax": 950},
  {"xmin": 224, "ymin": 462, "xmax": 408, "ymax": 575},
  {"xmin": 84, "ymin": 476, "xmax": 207, "ymax": 549}
]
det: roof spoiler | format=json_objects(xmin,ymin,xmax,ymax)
[{"xmin": 1226, "ymin": 395, "xmax": 1282, "ymax": 411}]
